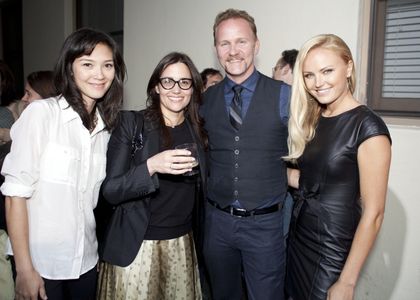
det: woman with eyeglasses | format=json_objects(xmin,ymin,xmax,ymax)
[{"xmin": 97, "ymin": 52, "xmax": 207, "ymax": 300}]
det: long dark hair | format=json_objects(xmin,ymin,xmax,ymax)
[
  {"xmin": 27, "ymin": 71, "xmax": 58, "ymax": 98},
  {"xmin": 145, "ymin": 52, "xmax": 207, "ymax": 149},
  {"xmin": 54, "ymin": 28, "xmax": 126, "ymax": 131}
]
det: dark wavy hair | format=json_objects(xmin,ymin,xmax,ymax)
[
  {"xmin": 278, "ymin": 49, "xmax": 299, "ymax": 71},
  {"xmin": 145, "ymin": 52, "xmax": 208, "ymax": 149},
  {"xmin": 54, "ymin": 28, "xmax": 126, "ymax": 131},
  {"xmin": 26, "ymin": 70, "xmax": 58, "ymax": 98},
  {"xmin": 200, "ymin": 68, "xmax": 222, "ymax": 87}
]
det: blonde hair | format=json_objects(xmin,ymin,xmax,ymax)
[{"xmin": 284, "ymin": 34, "xmax": 356, "ymax": 163}]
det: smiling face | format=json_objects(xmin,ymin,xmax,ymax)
[
  {"xmin": 302, "ymin": 47, "xmax": 353, "ymax": 110},
  {"xmin": 155, "ymin": 62, "xmax": 193, "ymax": 120},
  {"xmin": 72, "ymin": 43, "xmax": 115, "ymax": 111},
  {"xmin": 215, "ymin": 18, "xmax": 259, "ymax": 84}
]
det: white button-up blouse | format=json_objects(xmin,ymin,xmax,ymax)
[{"xmin": 1, "ymin": 97, "xmax": 110, "ymax": 279}]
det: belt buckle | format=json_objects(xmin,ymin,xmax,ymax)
[{"xmin": 231, "ymin": 207, "xmax": 247, "ymax": 217}]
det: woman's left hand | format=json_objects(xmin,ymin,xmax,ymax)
[
  {"xmin": 146, "ymin": 149, "xmax": 196, "ymax": 176},
  {"xmin": 327, "ymin": 280, "xmax": 355, "ymax": 300}
]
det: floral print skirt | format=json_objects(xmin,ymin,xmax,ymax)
[{"xmin": 96, "ymin": 232, "xmax": 202, "ymax": 300}]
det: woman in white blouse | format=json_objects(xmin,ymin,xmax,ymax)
[{"xmin": 1, "ymin": 28, "xmax": 126, "ymax": 300}]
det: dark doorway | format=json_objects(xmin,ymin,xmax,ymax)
[
  {"xmin": 76, "ymin": 0, "xmax": 123, "ymax": 53},
  {"xmin": 1, "ymin": 0, "xmax": 23, "ymax": 96}
]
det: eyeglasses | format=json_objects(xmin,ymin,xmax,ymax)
[{"xmin": 159, "ymin": 77, "xmax": 193, "ymax": 90}]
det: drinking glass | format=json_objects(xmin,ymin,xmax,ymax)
[{"xmin": 175, "ymin": 143, "xmax": 199, "ymax": 176}]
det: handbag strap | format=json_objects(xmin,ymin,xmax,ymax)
[{"xmin": 131, "ymin": 111, "xmax": 145, "ymax": 158}]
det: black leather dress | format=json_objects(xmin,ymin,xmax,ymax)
[{"xmin": 286, "ymin": 105, "xmax": 391, "ymax": 300}]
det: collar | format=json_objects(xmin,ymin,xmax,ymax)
[
  {"xmin": 91, "ymin": 110, "xmax": 106, "ymax": 136},
  {"xmin": 57, "ymin": 96, "xmax": 106, "ymax": 135},
  {"xmin": 225, "ymin": 68, "xmax": 259, "ymax": 94},
  {"xmin": 58, "ymin": 96, "xmax": 80, "ymax": 124}
]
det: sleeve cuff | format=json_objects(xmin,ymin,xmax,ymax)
[{"xmin": 0, "ymin": 182, "xmax": 33, "ymax": 198}]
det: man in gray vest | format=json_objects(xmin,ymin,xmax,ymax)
[{"xmin": 200, "ymin": 8, "xmax": 290, "ymax": 300}]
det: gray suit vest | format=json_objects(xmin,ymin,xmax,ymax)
[{"xmin": 202, "ymin": 73, "xmax": 288, "ymax": 210}]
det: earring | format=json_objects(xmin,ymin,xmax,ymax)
[{"xmin": 346, "ymin": 77, "xmax": 352, "ymax": 91}]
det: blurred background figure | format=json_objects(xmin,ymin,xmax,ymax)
[
  {"xmin": 0, "ymin": 59, "xmax": 17, "ymax": 300},
  {"xmin": 273, "ymin": 50, "xmax": 299, "ymax": 229},
  {"xmin": 272, "ymin": 49, "xmax": 298, "ymax": 85},
  {"xmin": 21, "ymin": 70, "xmax": 57, "ymax": 106},
  {"xmin": 0, "ymin": 70, "xmax": 57, "ymax": 144},
  {"xmin": 272, "ymin": 50, "xmax": 299, "ymax": 243},
  {"xmin": 200, "ymin": 67, "xmax": 223, "ymax": 91},
  {"xmin": 0, "ymin": 60, "xmax": 19, "ymax": 130}
]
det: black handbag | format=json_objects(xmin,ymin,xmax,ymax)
[
  {"xmin": 98, "ymin": 111, "xmax": 153, "ymax": 266},
  {"xmin": 94, "ymin": 111, "xmax": 144, "ymax": 247},
  {"xmin": 95, "ymin": 111, "xmax": 145, "ymax": 245}
]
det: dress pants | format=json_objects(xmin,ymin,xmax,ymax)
[{"xmin": 203, "ymin": 202, "xmax": 286, "ymax": 300}]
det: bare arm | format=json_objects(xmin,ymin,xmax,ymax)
[
  {"xmin": 287, "ymin": 167, "xmax": 300, "ymax": 189},
  {"xmin": 328, "ymin": 135, "xmax": 391, "ymax": 300},
  {"xmin": 0, "ymin": 128, "xmax": 11, "ymax": 143},
  {"xmin": 6, "ymin": 196, "xmax": 47, "ymax": 300}
]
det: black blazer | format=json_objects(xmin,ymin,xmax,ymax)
[{"xmin": 99, "ymin": 110, "xmax": 207, "ymax": 267}]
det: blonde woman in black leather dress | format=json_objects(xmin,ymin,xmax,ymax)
[{"xmin": 284, "ymin": 34, "xmax": 391, "ymax": 300}]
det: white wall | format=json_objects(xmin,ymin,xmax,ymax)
[
  {"xmin": 124, "ymin": 1, "xmax": 420, "ymax": 299},
  {"xmin": 355, "ymin": 125, "xmax": 420, "ymax": 300},
  {"xmin": 123, "ymin": 0, "xmax": 358, "ymax": 109}
]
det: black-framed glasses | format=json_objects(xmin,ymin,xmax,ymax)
[{"xmin": 159, "ymin": 77, "xmax": 193, "ymax": 90}]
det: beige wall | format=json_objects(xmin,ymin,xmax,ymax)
[{"xmin": 123, "ymin": 0, "xmax": 358, "ymax": 109}]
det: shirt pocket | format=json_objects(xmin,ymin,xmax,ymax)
[{"xmin": 40, "ymin": 143, "xmax": 81, "ymax": 185}]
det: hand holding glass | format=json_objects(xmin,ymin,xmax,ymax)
[{"xmin": 175, "ymin": 143, "xmax": 199, "ymax": 176}]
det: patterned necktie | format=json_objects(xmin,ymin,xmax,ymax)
[{"xmin": 229, "ymin": 85, "xmax": 243, "ymax": 130}]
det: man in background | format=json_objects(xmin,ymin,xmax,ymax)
[
  {"xmin": 201, "ymin": 67, "xmax": 223, "ymax": 91},
  {"xmin": 272, "ymin": 49, "xmax": 298, "ymax": 85}
]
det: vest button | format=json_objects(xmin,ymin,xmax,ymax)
[
  {"xmin": 234, "ymin": 163, "xmax": 239, "ymax": 168},
  {"xmin": 234, "ymin": 190, "xmax": 239, "ymax": 196},
  {"xmin": 235, "ymin": 136, "xmax": 240, "ymax": 142},
  {"xmin": 234, "ymin": 176, "xmax": 238, "ymax": 182},
  {"xmin": 234, "ymin": 149, "xmax": 239, "ymax": 155}
]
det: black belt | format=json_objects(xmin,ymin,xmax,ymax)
[{"xmin": 208, "ymin": 199, "xmax": 282, "ymax": 217}]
